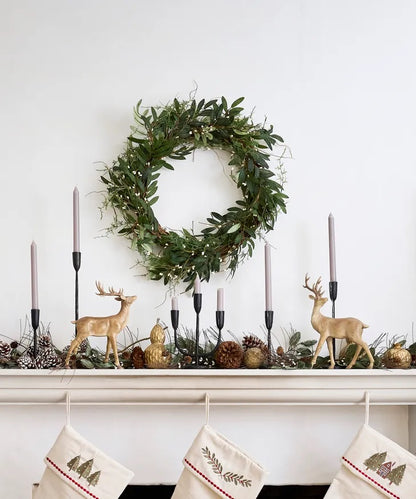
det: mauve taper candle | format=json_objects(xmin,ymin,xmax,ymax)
[
  {"xmin": 171, "ymin": 296, "xmax": 178, "ymax": 310},
  {"xmin": 217, "ymin": 288, "xmax": 224, "ymax": 311},
  {"xmin": 328, "ymin": 213, "xmax": 337, "ymax": 281},
  {"xmin": 73, "ymin": 186, "xmax": 80, "ymax": 252},
  {"xmin": 265, "ymin": 243, "xmax": 272, "ymax": 311},
  {"xmin": 31, "ymin": 241, "xmax": 39, "ymax": 309},
  {"xmin": 194, "ymin": 276, "xmax": 201, "ymax": 294}
]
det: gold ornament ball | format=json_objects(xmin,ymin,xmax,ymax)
[
  {"xmin": 383, "ymin": 343, "xmax": 412, "ymax": 369},
  {"xmin": 243, "ymin": 347, "xmax": 265, "ymax": 369}
]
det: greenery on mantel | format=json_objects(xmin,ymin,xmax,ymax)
[
  {"xmin": 0, "ymin": 322, "xmax": 415, "ymax": 370},
  {"xmin": 100, "ymin": 95, "xmax": 288, "ymax": 289}
]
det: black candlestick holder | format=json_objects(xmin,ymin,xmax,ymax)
[
  {"xmin": 172, "ymin": 294, "xmax": 223, "ymax": 369},
  {"xmin": 31, "ymin": 308, "xmax": 40, "ymax": 358},
  {"xmin": 329, "ymin": 280, "xmax": 338, "ymax": 360},
  {"xmin": 265, "ymin": 310, "xmax": 274, "ymax": 365},
  {"xmin": 72, "ymin": 251, "xmax": 81, "ymax": 326}
]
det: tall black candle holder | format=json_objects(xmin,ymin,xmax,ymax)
[
  {"xmin": 31, "ymin": 308, "xmax": 40, "ymax": 358},
  {"xmin": 172, "ymin": 294, "xmax": 223, "ymax": 369},
  {"xmin": 329, "ymin": 280, "xmax": 338, "ymax": 359},
  {"xmin": 265, "ymin": 310, "xmax": 274, "ymax": 365},
  {"xmin": 72, "ymin": 252, "xmax": 81, "ymax": 324}
]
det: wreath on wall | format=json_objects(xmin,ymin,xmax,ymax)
[{"xmin": 100, "ymin": 96, "xmax": 288, "ymax": 289}]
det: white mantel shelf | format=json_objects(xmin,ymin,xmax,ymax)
[{"xmin": 1, "ymin": 369, "xmax": 416, "ymax": 406}]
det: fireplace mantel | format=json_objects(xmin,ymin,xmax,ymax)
[{"xmin": 1, "ymin": 369, "xmax": 415, "ymax": 406}]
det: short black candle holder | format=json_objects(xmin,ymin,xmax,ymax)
[
  {"xmin": 265, "ymin": 310, "xmax": 274, "ymax": 365},
  {"xmin": 31, "ymin": 308, "xmax": 40, "ymax": 358},
  {"xmin": 72, "ymin": 251, "xmax": 81, "ymax": 327},
  {"xmin": 172, "ymin": 294, "xmax": 222, "ymax": 369}
]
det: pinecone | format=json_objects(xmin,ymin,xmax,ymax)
[
  {"xmin": 131, "ymin": 346, "xmax": 145, "ymax": 369},
  {"xmin": 38, "ymin": 334, "xmax": 52, "ymax": 348},
  {"xmin": 242, "ymin": 334, "xmax": 269, "ymax": 358},
  {"xmin": 17, "ymin": 354, "xmax": 35, "ymax": 369},
  {"xmin": 0, "ymin": 341, "xmax": 11, "ymax": 359},
  {"xmin": 35, "ymin": 347, "xmax": 61, "ymax": 369},
  {"xmin": 214, "ymin": 341, "xmax": 244, "ymax": 369}
]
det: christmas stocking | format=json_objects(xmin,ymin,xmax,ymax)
[
  {"xmin": 33, "ymin": 425, "xmax": 134, "ymax": 499},
  {"xmin": 324, "ymin": 424, "xmax": 416, "ymax": 498},
  {"xmin": 171, "ymin": 424, "xmax": 267, "ymax": 499}
]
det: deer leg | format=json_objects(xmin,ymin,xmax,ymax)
[
  {"xmin": 347, "ymin": 344, "xmax": 362, "ymax": 369},
  {"xmin": 65, "ymin": 336, "xmax": 85, "ymax": 367},
  {"xmin": 109, "ymin": 335, "xmax": 122, "ymax": 369},
  {"xmin": 355, "ymin": 339, "xmax": 374, "ymax": 369},
  {"xmin": 326, "ymin": 337, "xmax": 335, "ymax": 369},
  {"xmin": 311, "ymin": 335, "xmax": 328, "ymax": 367},
  {"xmin": 104, "ymin": 337, "xmax": 111, "ymax": 363}
]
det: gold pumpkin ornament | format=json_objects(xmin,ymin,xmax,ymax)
[
  {"xmin": 144, "ymin": 319, "xmax": 171, "ymax": 368},
  {"xmin": 383, "ymin": 343, "xmax": 412, "ymax": 369},
  {"xmin": 243, "ymin": 347, "xmax": 266, "ymax": 369}
]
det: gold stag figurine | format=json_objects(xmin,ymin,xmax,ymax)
[
  {"xmin": 303, "ymin": 274, "xmax": 374, "ymax": 369},
  {"xmin": 65, "ymin": 282, "xmax": 137, "ymax": 369}
]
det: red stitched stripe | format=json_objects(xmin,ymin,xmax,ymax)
[
  {"xmin": 342, "ymin": 456, "xmax": 400, "ymax": 499},
  {"xmin": 46, "ymin": 457, "xmax": 100, "ymax": 499},
  {"xmin": 184, "ymin": 458, "xmax": 235, "ymax": 499}
]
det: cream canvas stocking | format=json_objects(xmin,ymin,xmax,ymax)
[
  {"xmin": 33, "ymin": 424, "xmax": 134, "ymax": 499},
  {"xmin": 171, "ymin": 424, "xmax": 267, "ymax": 499},
  {"xmin": 325, "ymin": 396, "xmax": 416, "ymax": 498}
]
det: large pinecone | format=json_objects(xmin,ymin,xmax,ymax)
[
  {"xmin": 214, "ymin": 341, "xmax": 244, "ymax": 369},
  {"xmin": 131, "ymin": 346, "xmax": 145, "ymax": 369},
  {"xmin": 35, "ymin": 347, "xmax": 61, "ymax": 369},
  {"xmin": 17, "ymin": 354, "xmax": 35, "ymax": 369}
]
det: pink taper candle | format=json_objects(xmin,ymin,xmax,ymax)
[
  {"xmin": 265, "ymin": 243, "xmax": 272, "ymax": 311},
  {"xmin": 328, "ymin": 213, "xmax": 337, "ymax": 281},
  {"xmin": 73, "ymin": 186, "xmax": 80, "ymax": 252},
  {"xmin": 194, "ymin": 276, "xmax": 201, "ymax": 294},
  {"xmin": 31, "ymin": 241, "xmax": 39, "ymax": 309},
  {"xmin": 171, "ymin": 296, "xmax": 178, "ymax": 310},
  {"xmin": 217, "ymin": 288, "xmax": 224, "ymax": 311}
]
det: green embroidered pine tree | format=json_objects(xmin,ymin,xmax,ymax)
[
  {"xmin": 86, "ymin": 470, "xmax": 101, "ymax": 487},
  {"xmin": 77, "ymin": 459, "xmax": 94, "ymax": 478},
  {"xmin": 386, "ymin": 464, "xmax": 406, "ymax": 486},
  {"xmin": 67, "ymin": 455, "xmax": 81, "ymax": 471},
  {"xmin": 364, "ymin": 452, "xmax": 387, "ymax": 471}
]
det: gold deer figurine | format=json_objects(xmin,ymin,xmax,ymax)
[
  {"xmin": 303, "ymin": 274, "xmax": 374, "ymax": 369},
  {"xmin": 65, "ymin": 282, "xmax": 137, "ymax": 369}
]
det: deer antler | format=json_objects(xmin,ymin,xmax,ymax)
[
  {"xmin": 95, "ymin": 281, "xmax": 125, "ymax": 299},
  {"xmin": 303, "ymin": 274, "xmax": 324, "ymax": 299}
]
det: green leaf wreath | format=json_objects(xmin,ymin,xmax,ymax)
[{"xmin": 100, "ymin": 96, "xmax": 288, "ymax": 288}]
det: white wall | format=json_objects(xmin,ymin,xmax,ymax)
[{"xmin": 0, "ymin": 0, "xmax": 415, "ymax": 496}]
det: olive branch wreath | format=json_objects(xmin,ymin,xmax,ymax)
[{"xmin": 100, "ymin": 96, "xmax": 288, "ymax": 289}]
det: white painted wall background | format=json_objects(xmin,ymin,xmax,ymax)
[{"xmin": 0, "ymin": 0, "xmax": 415, "ymax": 496}]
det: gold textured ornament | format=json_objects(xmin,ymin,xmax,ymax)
[
  {"xmin": 243, "ymin": 347, "xmax": 266, "ymax": 369},
  {"xmin": 383, "ymin": 343, "xmax": 412, "ymax": 369},
  {"xmin": 144, "ymin": 319, "xmax": 171, "ymax": 368}
]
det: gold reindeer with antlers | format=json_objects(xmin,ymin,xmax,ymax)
[
  {"xmin": 65, "ymin": 282, "xmax": 137, "ymax": 369},
  {"xmin": 303, "ymin": 274, "xmax": 374, "ymax": 369}
]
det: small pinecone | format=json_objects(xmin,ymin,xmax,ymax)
[
  {"xmin": 131, "ymin": 346, "xmax": 145, "ymax": 369},
  {"xmin": 38, "ymin": 335, "xmax": 52, "ymax": 348},
  {"xmin": 214, "ymin": 341, "xmax": 244, "ymax": 369},
  {"xmin": 0, "ymin": 341, "xmax": 11, "ymax": 359},
  {"xmin": 35, "ymin": 347, "xmax": 61, "ymax": 369},
  {"xmin": 17, "ymin": 354, "xmax": 35, "ymax": 369},
  {"xmin": 78, "ymin": 339, "xmax": 89, "ymax": 353},
  {"xmin": 276, "ymin": 346, "xmax": 284, "ymax": 356}
]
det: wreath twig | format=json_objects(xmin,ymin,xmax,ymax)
[{"xmin": 101, "ymin": 96, "xmax": 288, "ymax": 289}]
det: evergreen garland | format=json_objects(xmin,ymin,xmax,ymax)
[{"xmin": 100, "ymin": 96, "xmax": 288, "ymax": 288}]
